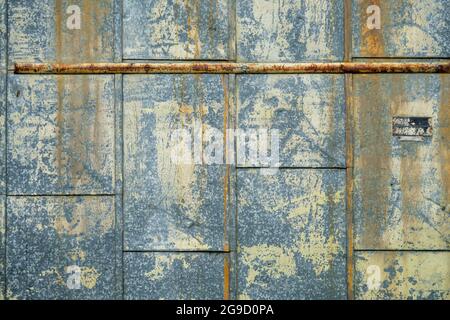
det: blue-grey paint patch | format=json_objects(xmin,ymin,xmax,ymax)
[
  {"xmin": 354, "ymin": 251, "xmax": 449, "ymax": 300},
  {"xmin": 7, "ymin": 75, "xmax": 115, "ymax": 195},
  {"xmin": 237, "ymin": 75, "xmax": 345, "ymax": 168},
  {"xmin": 0, "ymin": 196, "xmax": 4, "ymax": 300},
  {"xmin": 352, "ymin": 0, "xmax": 450, "ymax": 57},
  {"xmin": 6, "ymin": 196, "xmax": 117, "ymax": 300},
  {"xmin": 8, "ymin": 0, "xmax": 115, "ymax": 66},
  {"xmin": 237, "ymin": 0, "xmax": 344, "ymax": 62},
  {"xmin": 123, "ymin": 75, "xmax": 230, "ymax": 251},
  {"xmin": 124, "ymin": 252, "xmax": 225, "ymax": 300},
  {"xmin": 237, "ymin": 169, "xmax": 346, "ymax": 299},
  {"xmin": 123, "ymin": 0, "xmax": 232, "ymax": 60},
  {"xmin": 353, "ymin": 74, "xmax": 450, "ymax": 250}
]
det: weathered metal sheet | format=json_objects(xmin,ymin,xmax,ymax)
[
  {"xmin": 354, "ymin": 251, "xmax": 449, "ymax": 300},
  {"xmin": 123, "ymin": 0, "xmax": 232, "ymax": 60},
  {"xmin": 7, "ymin": 75, "xmax": 115, "ymax": 195},
  {"xmin": 352, "ymin": 0, "xmax": 450, "ymax": 57},
  {"xmin": 123, "ymin": 74, "xmax": 231, "ymax": 251},
  {"xmin": 124, "ymin": 252, "xmax": 226, "ymax": 300},
  {"xmin": 0, "ymin": 196, "xmax": 4, "ymax": 300},
  {"xmin": 6, "ymin": 196, "xmax": 117, "ymax": 299},
  {"xmin": 237, "ymin": 169, "xmax": 346, "ymax": 299},
  {"xmin": 237, "ymin": 75, "xmax": 345, "ymax": 167},
  {"xmin": 8, "ymin": 0, "xmax": 115, "ymax": 66},
  {"xmin": 237, "ymin": 0, "xmax": 344, "ymax": 62},
  {"xmin": 353, "ymin": 74, "xmax": 450, "ymax": 250}
]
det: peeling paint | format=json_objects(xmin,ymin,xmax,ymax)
[
  {"xmin": 353, "ymin": 74, "xmax": 450, "ymax": 250},
  {"xmin": 123, "ymin": 75, "xmax": 230, "ymax": 251},
  {"xmin": 355, "ymin": 252, "xmax": 450, "ymax": 300},
  {"xmin": 6, "ymin": 196, "xmax": 116, "ymax": 299},
  {"xmin": 125, "ymin": 252, "xmax": 225, "ymax": 300},
  {"xmin": 237, "ymin": 169, "xmax": 346, "ymax": 299},
  {"xmin": 353, "ymin": 0, "xmax": 450, "ymax": 57},
  {"xmin": 123, "ymin": 0, "xmax": 230, "ymax": 60}
]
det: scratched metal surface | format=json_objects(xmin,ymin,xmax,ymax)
[
  {"xmin": 354, "ymin": 252, "xmax": 450, "ymax": 300},
  {"xmin": 8, "ymin": 0, "xmax": 116, "ymax": 65},
  {"xmin": 123, "ymin": 74, "xmax": 231, "ymax": 251},
  {"xmin": 6, "ymin": 196, "xmax": 117, "ymax": 299},
  {"xmin": 237, "ymin": 75, "xmax": 346, "ymax": 167},
  {"xmin": 237, "ymin": 169, "xmax": 347, "ymax": 299},
  {"xmin": 123, "ymin": 0, "xmax": 233, "ymax": 60},
  {"xmin": 124, "ymin": 252, "xmax": 226, "ymax": 300},
  {"xmin": 353, "ymin": 74, "xmax": 450, "ymax": 250},
  {"xmin": 352, "ymin": 0, "xmax": 450, "ymax": 57},
  {"xmin": 7, "ymin": 75, "xmax": 115, "ymax": 195},
  {"xmin": 237, "ymin": 0, "xmax": 344, "ymax": 62}
]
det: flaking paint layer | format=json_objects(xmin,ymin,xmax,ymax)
[
  {"xmin": 355, "ymin": 251, "xmax": 450, "ymax": 300},
  {"xmin": 352, "ymin": 0, "xmax": 450, "ymax": 57},
  {"xmin": 6, "ymin": 196, "xmax": 117, "ymax": 299},
  {"xmin": 237, "ymin": 169, "xmax": 346, "ymax": 299},
  {"xmin": 123, "ymin": 74, "xmax": 230, "ymax": 251},
  {"xmin": 353, "ymin": 74, "xmax": 450, "ymax": 250}
]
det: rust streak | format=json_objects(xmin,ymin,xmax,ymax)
[{"xmin": 14, "ymin": 62, "xmax": 450, "ymax": 74}]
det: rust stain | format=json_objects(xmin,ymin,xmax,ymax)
[
  {"xmin": 345, "ymin": 73, "xmax": 354, "ymax": 299},
  {"xmin": 358, "ymin": 75, "xmax": 391, "ymax": 248},
  {"xmin": 14, "ymin": 62, "xmax": 450, "ymax": 74},
  {"xmin": 360, "ymin": 0, "xmax": 386, "ymax": 56},
  {"xmin": 439, "ymin": 75, "xmax": 450, "ymax": 211},
  {"xmin": 223, "ymin": 253, "xmax": 230, "ymax": 300},
  {"xmin": 221, "ymin": 75, "xmax": 230, "ymax": 300}
]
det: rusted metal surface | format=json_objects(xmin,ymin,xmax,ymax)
[
  {"xmin": 237, "ymin": 169, "xmax": 346, "ymax": 299},
  {"xmin": 124, "ymin": 252, "xmax": 227, "ymax": 300},
  {"xmin": 123, "ymin": 0, "xmax": 233, "ymax": 60},
  {"xmin": 353, "ymin": 74, "xmax": 450, "ymax": 250},
  {"xmin": 14, "ymin": 61, "xmax": 450, "ymax": 74},
  {"xmin": 6, "ymin": 196, "xmax": 117, "ymax": 299},
  {"xmin": 352, "ymin": 0, "xmax": 450, "ymax": 57},
  {"xmin": 354, "ymin": 251, "xmax": 450, "ymax": 299},
  {"xmin": 7, "ymin": 75, "xmax": 115, "ymax": 194},
  {"xmin": 123, "ymin": 74, "xmax": 231, "ymax": 251},
  {"xmin": 2, "ymin": 0, "xmax": 449, "ymax": 301},
  {"xmin": 8, "ymin": 0, "xmax": 116, "ymax": 65}
]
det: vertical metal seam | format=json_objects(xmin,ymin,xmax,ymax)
[{"xmin": 344, "ymin": 0, "xmax": 355, "ymax": 300}]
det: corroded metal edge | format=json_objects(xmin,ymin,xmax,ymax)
[{"xmin": 14, "ymin": 62, "xmax": 450, "ymax": 74}]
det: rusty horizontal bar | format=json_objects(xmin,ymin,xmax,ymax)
[{"xmin": 14, "ymin": 62, "xmax": 450, "ymax": 74}]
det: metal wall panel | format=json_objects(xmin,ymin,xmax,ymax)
[
  {"xmin": 7, "ymin": 75, "xmax": 115, "ymax": 195},
  {"xmin": 354, "ymin": 251, "xmax": 450, "ymax": 300},
  {"xmin": 237, "ymin": 75, "xmax": 346, "ymax": 167},
  {"xmin": 6, "ymin": 196, "xmax": 117, "ymax": 299},
  {"xmin": 237, "ymin": 0, "xmax": 344, "ymax": 62},
  {"xmin": 237, "ymin": 169, "xmax": 346, "ymax": 299},
  {"xmin": 352, "ymin": 0, "xmax": 450, "ymax": 57},
  {"xmin": 123, "ymin": 74, "xmax": 231, "ymax": 251},
  {"xmin": 8, "ymin": 0, "xmax": 115, "ymax": 66},
  {"xmin": 124, "ymin": 252, "xmax": 225, "ymax": 300},
  {"xmin": 123, "ymin": 0, "xmax": 233, "ymax": 60},
  {"xmin": 353, "ymin": 74, "xmax": 449, "ymax": 250}
]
